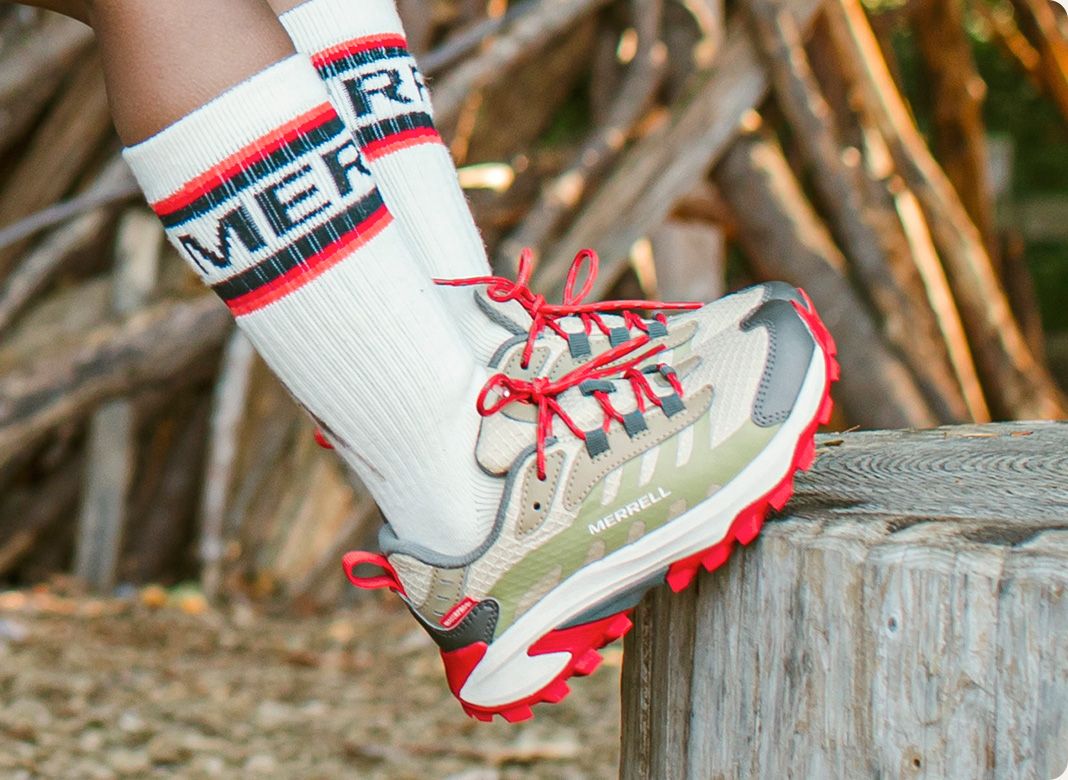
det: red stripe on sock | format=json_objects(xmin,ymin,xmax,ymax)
[
  {"xmin": 362, "ymin": 127, "xmax": 443, "ymax": 161},
  {"xmin": 152, "ymin": 104, "xmax": 339, "ymax": 217},
  {"xmin": 227, "ymin": 205, "xmax": 393, "ymax": 317},
  {"xmin": 313, "ymin": 34, "xmax": 410, "ymax": 69}
]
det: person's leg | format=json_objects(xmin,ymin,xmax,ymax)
[
  {"xmin": 266, "ymin": 0, "xmax": 517, "ymax": 362},
  {"xmin": 91, "ymin": 0, "xmax": 296, "ymax": 145},
  {"xmin": 15, "ymin": 0, "xmax": 497, "ymax": 555}
]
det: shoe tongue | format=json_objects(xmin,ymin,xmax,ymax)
[
  {"xmin": 473, "ymin": 290, "xmax": 528, "ymax": 335},
  {"xmin": 475, "ymin": 411, "xmax": 533, "ymax": 475},
  {"xmin": 474, "ymin": 290, "xmax": 634, "ymax": 341}
]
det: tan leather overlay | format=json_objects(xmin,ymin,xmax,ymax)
[
  {"xmin": 515, "ymin": 449, "xmax": 566, "ymax": 536},
  {"xmin": 562, "ymin": 385, "xmax": 714, "ymax": 510}
]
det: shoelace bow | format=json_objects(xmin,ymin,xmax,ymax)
[
  {"xmin": 477, "ymin": 334, "xmax": 683, "ymax": 480},
  {"xmin": 436, "ymin": 248, "xmax": 701, "ymax": 368}
]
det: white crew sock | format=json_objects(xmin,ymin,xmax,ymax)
[
  {"xmin": 123, "ymin": 55, "xmax": 498, "ymax": 556},
  {"xmin": 278, "ymin": 0, "xmax": 516, "ymax": 363}
]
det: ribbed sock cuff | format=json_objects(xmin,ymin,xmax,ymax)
[
  {"xmin": 123, "ymin": 56, "xmax": 331, "ymax": 207},
  {"xmin": 280, "ymin": 0, "xmax": 405, "ymax": 51},
  {"xmin": 122, "ymin": 54, "xmax": 388, "ymax": 318}
]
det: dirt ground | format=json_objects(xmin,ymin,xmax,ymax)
[{"xmin": 0, "ymin": 588, "xmax": 621, "ymax": 779}]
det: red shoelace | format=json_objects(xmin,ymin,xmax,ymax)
[
  {"xmin": 436, "ymin": 248, "xmax": 701, "ymax": 369},
  {"xmin": 477, "ymin": 334, "xmax": 683, "ymax": 480}
]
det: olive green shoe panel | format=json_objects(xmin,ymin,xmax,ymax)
[
  {"xmin": 485, "ymin": 416, "xmax": 779, "ymax": 632},
  {"xmin": 561, "ymin": 385, "xmax": 714, "ymax": 510}
]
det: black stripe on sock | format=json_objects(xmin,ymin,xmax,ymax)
[
  {"xmin": 355, "ymin": 112, "xmax": 436, "ymax": 147},
  {"xmin": 211, "ymin": 188, "xmax": 385, "ymax": 304},
  {"xmin": 160, "ymin": 116, "xmax": 347, "ymax": 229},
  {"xmin": 316, "ymin": 46, "xmax": 410, "ymax": 79}
]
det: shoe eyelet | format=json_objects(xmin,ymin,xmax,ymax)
[{"xmin": 532, "ymin": 502, "xmax": 542, "ymax": 511}]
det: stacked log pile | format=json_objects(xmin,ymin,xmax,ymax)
[{"xmin": 0, "ymin": 0, "xmax": 1064, "ymax": 602}]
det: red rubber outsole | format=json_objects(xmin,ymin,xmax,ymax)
[{"xmin": 445, "ymin": 291, "xmax": 839, "ymax": 722}]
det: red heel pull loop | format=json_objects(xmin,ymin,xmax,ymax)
[
  {"xmin": 314, "ymin": 429, "xmax": 334, "ymax": 450},
  {"xmin": 342, "ymin": 551, "xmax": 405, "ymax": 595}
]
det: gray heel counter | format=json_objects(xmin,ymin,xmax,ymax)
[
  {"xmin": 743, "ymin": 299, "xmax": 816, "ymax": 427},
  {"xmin": 760, "ymin": 281, "xmax": 806, "ymax": 307},
  {"xmin": 410, "ymin": 599, "xmax": 500, "ymax": 652}
]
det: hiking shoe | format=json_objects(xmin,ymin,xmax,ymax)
[{"xmin": 342, "ymin": 290, "xmax": 838, "ymax": 722}]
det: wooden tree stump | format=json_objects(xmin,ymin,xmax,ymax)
[{"xmin": 620, "ymin": 422, "xmax": 1068, "ymax": 779}]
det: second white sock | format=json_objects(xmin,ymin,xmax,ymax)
[{"xmin": 279, "ymin": 0, "xmax": 516, "ymax": 363}]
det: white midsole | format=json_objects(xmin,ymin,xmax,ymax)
[{"xmin": 460, "ymin": 347, "xmax": 829, "ymax": 709}]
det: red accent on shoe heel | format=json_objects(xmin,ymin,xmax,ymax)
[
  {"xmin": 314, "ymin": 429, "xmax": 334, "ymax": 449},
  {"xmin": 446, "ymin": 611, "xmax": 634, "ymax": 723},
  {"xmin": 441, "ymin": 641, "xmax": 489, "ymax": 699}
]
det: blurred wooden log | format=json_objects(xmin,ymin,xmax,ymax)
[
  {"xmin": 75, "ymin": 210, "xmax": 163, "ymax": 591},
  {"xmin": 681, "ymin": 0, "xmax": 726, "ymax": 55},
  {"xmin": 537, "ymin": 0, "xmax": 822, "ymax": 297},
  {"xmin": 648, "ymin": 218, "xmax": 725, "ymax": 302},
  {"xmin": 0, "ymin": 14, "xmax": 93, "ymax": 155},
  {"xmin": 221, "ymin": 359, "xmax": 371, "ymax": 604},
  {"xmin": 1007, "ymin": 0, "xmax": 1068, "ymax": 123},
  {"xmin": 221, "ymin": 359, "xmax": 301, "ymax": 572},
  {"xmin": 1000, "ymin": 229, "xmax": 1047, "ymax": 357},
  {"xmin": 499, "ymin": 0, "xmax": 666, "ymax": 265},
  {"xmin": 433, "ymin": 0, "xmax": 613, "ymax": 127},
  {"xmin": 420, "ymin": 0, "xmax": 541, "ymax": 74},
  {"xmin": 255, "ymin": 433, "xmax": 372, "ymax": 604},
  {"xmin": 0, "ymin": 207, "xmax": 110, "ymax": 335},
  {"xmin": 891, "ymin": 182, "xmax": 992, "ymax": 422},
  {"xmin": 0, "ymin": 294, "xmax": 230, "ymax": 470},
  {"xmin": 0, "ymin": 155, "xmax": 137, "ymax": 253},
  {"xmin": 0, "ymin": 49, "xmax": 112, "ymax": 276},
  {"xmin": 826, "ymin": 0, "xmax": 1067, "ymax": 419},
  {"xmin": 0, "ymin": 459, "xmax": 82, "ymax": 576},
  {"xmin": 620, "ymin": 422, "xmax": 1068, "ymax": 779},
  {"xmin": 284, "ymin": 488, "xmax": 381, "ymax": 607},
  {"xmin": 824, "ymin": 0, "xmax": 1068, "ymax": 418},
  {"xmin": 839, "ymin": 104, "xmax": 991, "ymax": 423},
  {"xmin": 121, "ymin": 397, "xmax": 210, "ymax": 584},
  {"xmin": 714, "ymin": 126, "xmax": 939, "ymax": 429},
  {"xmin": 74, "ymin": 405, "xmax": 134, "ymax": 590},
  {"xmin": 200, "ymin": 329, "xmax": 254, "ymax": 602},
  {"xmin": 818, "ymin": 45, "xmax": 990, "ymax": 427},
  {"xmin": 746, "ymin": 0, "xmax": 973, "ymax": 423},
  {"xmin": 0, "ymin": 277, "xmax": 111, "ymax": 372},
  {"xmin": 462, "ymin": 18, "xmax": 597, "ymax": 163},
  {"xmin": 971, "ymin": 0, "xmax": 1045, "ymax": 96},
  {"xmin": 396, "ymin": 0, "xmax": 434, "ymax": 54},
  {"xmin": 912, "ymin": 0, "xmax": 999, "ymax": 263},
  {"xmin": 588, "ymin": 15, "xmax": 625, "ymax": 127}
]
